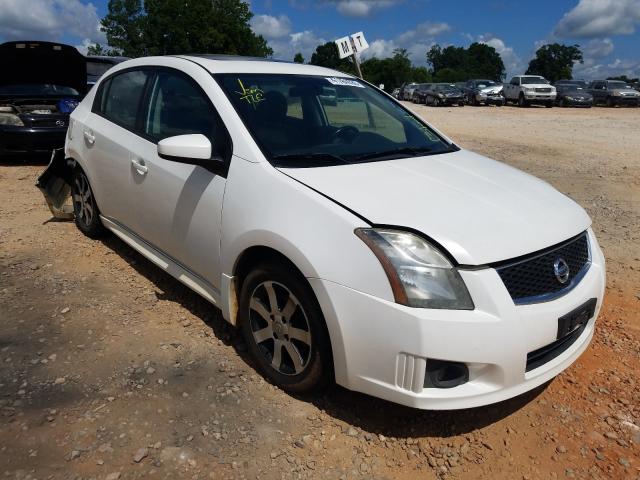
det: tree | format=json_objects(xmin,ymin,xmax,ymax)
[
  {"xmin": 293, "ymin": 52, "xmax": 304, "ymax": 63},
  {"xmin": 526, "ymin": 43, "xmax": 583, "ymax": 83},
  {"xmin": 86, "ymin": 43, "xmax": 119, "ymax": 56},
  {"xmin": 310, "ymin": 42, "xmax": 354, "ymax": 73},
  {"xmin": 100, "ymin": 0, "xmax": 147, "ymax": 57},
  {"xmin": 426, "ymin": 43, "xmax": 504, "ymax": 81},
  {"xmin": 100, "ymin": 0, "xmax": 272, "ymax": 57},
  {"xmin": 467, "ymin": 42, "xmax": 505, "ymax": 81},
  {"xmin": 361, "ymin": 49, "xmax": 415, "ymax": 91}
]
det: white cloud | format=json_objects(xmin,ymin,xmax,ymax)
[
  {"xmin": 334, "ymin": 0, "xmax": 399, "ymax": 17},
  {"xmin": 268, "ymin": 30, "xmax": 327, "ymax": 63},
  {"xmin": 250, "ymin": 14, "xmax": 292, "ymax": 39},
  {"xmin": 477, "ymin": 34, "xmax": 525, "ymax": 78},
  {"xmin": 573, "ymin": 57, "xmax": 640, "ymax": 80},
  {"xmin": 363, "ymin": 20, "xmax": 450, "ymax": 65},
  {"xmin": 554, "ymin": 0, "xmax": 640, "ymax": 38},
  {"xmin": 584, "ymin": 37, "xmax": 615, "ymax": 59},
  {"xmin": 0, "ymin": 0, "xmax": 104, "ymax": 44}
]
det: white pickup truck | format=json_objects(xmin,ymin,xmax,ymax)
[{"xmin": 503, "ymin": 75, "xmax": 556, "ymax": 107}]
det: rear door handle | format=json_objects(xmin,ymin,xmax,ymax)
[
  {"xmin": 83, "ymin": 130, "xmax": 95, "ymax": 145},
  {"xmin": 131, "ymin": 158, "xmax": 148, "ymax": 175}
]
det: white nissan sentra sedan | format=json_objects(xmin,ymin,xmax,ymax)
[{"xmin": 54, "ymin": 55, "xmax": 605, "ymax": 409}]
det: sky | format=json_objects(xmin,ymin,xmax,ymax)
[{"xmin": 0, "ymin": 0, "xmax": 639, "ymax": 80}]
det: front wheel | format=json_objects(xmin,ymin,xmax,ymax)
[
  {"xmin": 433, "ymin": 97, "xmax": 441, "ymax": 107},
  {"xmin": 239, "ymin": 263, "xmax": 332, "ymax": 393},
  {"xmin": 518, "ymin": 94, "xmax": 528, "ymax": 107},
  {"xmin": 71, "ymin": 169, "xmax": 106, "ymax": 239}
]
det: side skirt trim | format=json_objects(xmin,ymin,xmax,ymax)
[{"xmin": 100, "ymin": 216, "xmax": 222, "ymax": 308}]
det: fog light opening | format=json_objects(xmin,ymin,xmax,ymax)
[{"xmin": 424, "ymin": 360, "xmax": 469, "ymax": 389}]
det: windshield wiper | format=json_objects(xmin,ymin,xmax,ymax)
[
  {"xmin": 271, "ymin": 152, "xmax": 349, "ymax": 167},
  {"xmin": 352, "ymin": 146, "xmax": 435, "ymax": 162}
]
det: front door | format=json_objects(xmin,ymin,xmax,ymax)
[{"xmin": 126, "ymin": 68, "xmax": 232, "ymax": 288}]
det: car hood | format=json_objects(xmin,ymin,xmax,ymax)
[
  {"xmin": 480, "ymin": 86, "xmax": 503, "ymax": 94},
  {"xmin": 523, "ymin": 83, "xmax": 554, "ymax": 89},
  {"xmin": 0, "ymin": 41, "xmax": 86, "ymax": 95},
  {"xmin": 279, "ymin": 150, "xmax": 591, "ymax": 265}
]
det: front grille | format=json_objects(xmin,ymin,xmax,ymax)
[
  {"xmin": 495, "ymin": 232, "xmax": 590, "ymax": 304},
  {"xmin": 535, "ymin": 87, "xmax": 552, "ymax": 93}
]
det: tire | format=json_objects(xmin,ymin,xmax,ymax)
[
  {"xmin": 71, "ymin": 168, "xmax": 106, "ymax": 239},
  {"xmin": 433, "ymin": 97, "xmax": 440, "ymax": 107},
  {"xmin": 559, "ymin": 98, "xmax": 565, "ymax": 107},
  {"xmin": 238, "ymin": 262, "xmax": 332, "ymax": 393},
  {"xmin": 518, "ymin": 94, "xmax": 528, "ymax": 107},
  {"xmin": 545, "ymin": 102, "xmax": 553, "ymax": 108}
]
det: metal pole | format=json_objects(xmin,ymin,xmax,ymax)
[{"xmin": 351, "ymin": 53, "xmax": 363, "ymax": 79}]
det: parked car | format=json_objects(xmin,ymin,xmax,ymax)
[
  {"xmin": 503, "ymin": 75, "xmax": 556, "ymax": 107},
  {"xmin": 424, "ymin": 83, "xmax": 465, "ymax": 106},
  {"xmin": 86, "ymin": 55, "xmax": 130, "ymax": 88},
  {"xmin": 554, "ymin": 79, "xmax": 588, "ymax": 89},
  {"xmin": 463, "ymin": 79, "xmax": 505, "ymax": 106},
  {"xmin": 411, "ymin": 83, "xmax": 431, "ymax": 103},
  {"xmin": 40, "ymin": 56, "xmax": 605, "ymax": 410},
  {"xmin": 555, "ymin": 84, "xmax": 593, "ymax": 108},
  {"xmin": 0, "ymin": 41, "xmax": 85, "ymax": 157},
  {"xmin": 588, "ymin": 80, "xmax": 640, "ymax": 107},
  {"xmin": 402, "ymin": 82, "xmax": 419, "ymax": 101}
]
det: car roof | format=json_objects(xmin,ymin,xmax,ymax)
[
  {"xmin": 103, "ymin": 54, "xmax": 354, "ymax": 77},
  {"xmin": 180, "ymin": 54, "xmax": 351, "ymax": 76}
]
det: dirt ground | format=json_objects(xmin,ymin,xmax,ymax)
[{"xmin": 1, "ymin": 104, "xmax": 639, "ymax": 480}]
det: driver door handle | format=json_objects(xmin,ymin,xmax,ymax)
[{"xmin": 131, "ymin": 158, "xmax": 148, "ymax": 175}]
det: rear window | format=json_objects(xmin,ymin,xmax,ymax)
[{"xmin": 100, "ymin": 70, "xmax": 149, "ymax": 130}]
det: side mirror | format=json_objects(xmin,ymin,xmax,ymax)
[{"xmin": 158, "ymin": 134, "xmax": 212, "ymax": 162}]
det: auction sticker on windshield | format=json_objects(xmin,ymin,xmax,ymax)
[{"xmin": 326, "ymin": 77, "xmax": 365, "ymax": 88}]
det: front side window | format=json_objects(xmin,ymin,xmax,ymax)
[
  {"xmin": 101, "ymin": 70, "xmax": 148, "ymax": 130},
  {"xmin": 216, "ymin": 74, "xmax": 455, "ymax": 167},
  {"xmin": 145, "ymin": 72, "xmax": 215, "ymax": 141}
]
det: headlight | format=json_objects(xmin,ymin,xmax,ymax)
[
  {"xmin": 0, "ymin": 113, "xmax": 24, "ymax": 126},
  {"xmin": 613, "ymin": 90, "xmax": 622, "ymax": 96},
  {"xmin": 437, "ymin": 93, "xmax": 445, "ymax": 98},
  {"xmin": 565, "ymin": 96, "xmax": 574, "ymax": 101},
  {"xmin": 355, "ymin": 228, "xmax": 474, "ymax": 310}
]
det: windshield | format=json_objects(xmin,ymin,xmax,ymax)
[
  {"xmin": 216, "ymin": 74, "xmax": 456, "ymax": 167},
  {"xmin": 608, "ymin": 81, "xmax": 631, "ymax": 89},
  {"xmin": 435, "ymin": 84, "xmax": 458, "ymax": 92},
  {"xmin": 521, "ymin": 76, "xmax": 548, "ymax": 85},
  {"xmin": 476, "ymin": 80, "xmax": 497, "ymax": 88},
  {"xmin": 561, "ymin": 86, "xmax": 585, "ymax": 93},
  {"xmin": 0, "ymin": 84, "xmax": 80, "ymax": 96}
]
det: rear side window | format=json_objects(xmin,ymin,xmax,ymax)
[{"xmin": 101, "ymin": 70, "xmax": 148, "ymax": 130}]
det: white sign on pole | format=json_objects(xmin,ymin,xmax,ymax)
[
  {"xmin": 335, "ymin": 36, "xmax": 354, "ymax": 59},
  {"xmin": 350, "ymin": 32, "xmax": 369, "ymax": 53}
]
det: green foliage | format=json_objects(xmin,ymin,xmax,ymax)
[
  {"xmin": 86, "ymin": 43, "xmax": 120, "ymax": 56},
  {"xmin": 100, "ymin": 0, "xmax": 272, "ymax": 57},
  {"xmin": 360, "ymin": 49, "xmax": 431, "ymax": 91},
  {"xmin": 526, "ymin": 43, "xmax": 583, "ymax": 83},
  {"xmin": 293, "ymin": 52, "xmax": 304, "ymax": 63},
  {"xmin": 427, "ymin": 43, "xmax": 505, "ymax": 81},
  {"xmin": 309, "ymin": 42, "xmax": 354, "ymax": 74},
  {"xmin": 101, "ymin": 0, "xmax": 146, "ymax": 57},
  {"xmin": 606, "ymin": 75, "xmax": 638, "ymax": 83}
]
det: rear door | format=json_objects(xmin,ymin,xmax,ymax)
[
  {"xmin": 126, "ymin": 67, "xmax": 232, "ymax": 286},
  {"xmin": 82, "ymin": 68, "xmax": 151, "ymax": 230}
]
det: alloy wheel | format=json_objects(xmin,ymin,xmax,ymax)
[
  {"xmin": 248, "ymin": 281, "xmax": 312, "ymax": 376},
  {"xmin": 73, "ymin": 172, "xmax": 95, "ymax": 227}
]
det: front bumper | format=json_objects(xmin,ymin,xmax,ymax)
[
  {"xmin": 0, "ymin": 126, "xmax": 67, "ymax": 155},
  {"xmin": 440, "ymin": 96, "xmax": 465, "ymax": 105},
  {"xmin": 312, "ymin": 229, "xmax": 605, "ymax": 410},
  {"xmin": 611, "ymin": 96, "xmax": 639, "ymax": 106},
  {"xmin": 476, "ymin": 93, "xmax": 505, "ymax": 105}
]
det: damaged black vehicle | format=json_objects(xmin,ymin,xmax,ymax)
[{"xmin": 0, "ymin": 41, "xmax": 86, "ymax": 157}]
